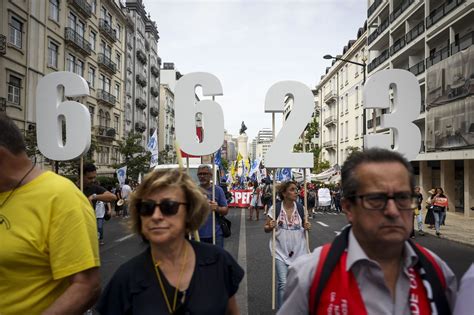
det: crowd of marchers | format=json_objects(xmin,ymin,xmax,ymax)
[{"xmin": 0, "ymin": 115, "xmax": 473, "ymax": 315}]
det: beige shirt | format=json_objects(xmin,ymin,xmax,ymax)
[{"xmin": 278, "ymin": 229, "xmax": 457, "ymax": 315}]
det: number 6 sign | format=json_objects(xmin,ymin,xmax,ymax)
[{"xmin": 36, "ymin": 72, "xmax": 91, "ymax": 161}]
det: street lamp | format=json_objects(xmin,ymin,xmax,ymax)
[{"xmin": 323, "ymin": 54, "xmax": 367, "ymax": 148}]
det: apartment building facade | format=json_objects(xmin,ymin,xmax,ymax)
[
  {"xmin": 0, "ymin": 0, "xmax": 128, "ymax": 174},
  {"xmin": 158, "ymin": 83, "xmax": 175, "ymax": 162},
  {"xmin": 318, "ymin": 25, "xmax": 368, "ymax": 167},
  {"xmin": 366, "ymin": 0, "xmax": 473, "ymax": 216},
  {"xmin": 124, "ymin": 0, "xmax": 160, "ymax": 149}
]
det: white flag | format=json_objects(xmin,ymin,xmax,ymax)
[
  {"xmin": 116, "ymin": 166, "xmax": 127, "ymax": 186},
  {"xmin": 147, "ymin": 129, "xmax": 158, "ymax": 168}
]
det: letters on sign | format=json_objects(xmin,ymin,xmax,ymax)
[
  {"xmin": 228, "ymin": 190, "xmax": 253, "ymax": 208},
  {"xmin": 36, "ymin": 72, "xmax": 91, "ymax": 161},
  {"xmin": 363, "ymin": 69, "xmax": 422, "ymax": 161}
]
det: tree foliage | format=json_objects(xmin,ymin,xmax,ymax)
[{"xmin": 115, "ymin": 132, "xmax": 151, "ymax": 181}]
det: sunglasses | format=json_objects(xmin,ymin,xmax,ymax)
[{"xmin": 136, "ymin": 199, "xmax": 187, "ymax": 217}]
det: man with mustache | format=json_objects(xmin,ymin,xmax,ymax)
[{"xmin": 279, "ymin": 148, "xmax": 457, "ymax": 315}]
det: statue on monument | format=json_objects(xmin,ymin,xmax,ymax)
[{"xmin": 239, "ymin": 121, "xmax": 247, "ymax": 135}]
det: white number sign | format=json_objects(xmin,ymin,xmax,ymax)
[
  {"xmin": 174, "ymin": 72, "xmax": 224, "ymax": 156},
  {"xmin": 36, "ymin": 72, "xmax": 91, "ymax": 161},
  {"xmin": 363, "ymin": 69, "xmax": 422, "ymax": 161},
  {"xmin": 264, "ymin": 81, "xmax": 314, "ymax": 168}
]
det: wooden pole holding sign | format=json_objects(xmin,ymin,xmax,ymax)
[
  {"xmin": 80, "ymin": 157, "xmax": 84, "ymax": 192},
  {"xmin": 271, "ymin": 113, "xmax": 276, "ymax": 310},
  {"xmin": 302, "ymin": 133, "xmax": 310, "ymax": 253},
  {"xmin": 212, "ymin": 152, "xmax": 216, "ymax": 245}
]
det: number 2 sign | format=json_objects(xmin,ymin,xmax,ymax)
[{"xmin": 35, "ymin": 69, "xmax": 421, "ymax": 163}]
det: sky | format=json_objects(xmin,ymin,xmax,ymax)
[{"xmin": 143, "ymin": 0, "xmax": 367, "ymax": 140}]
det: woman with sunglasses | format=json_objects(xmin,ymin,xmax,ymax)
[{"xmin": 96, "ymin": 169, "xmax": 244, "ymax": 315}]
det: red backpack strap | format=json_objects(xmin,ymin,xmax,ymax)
[
  {"xmin": 414, "ymin": 243, "xmax": 446, "ymax": 289},
  {"xmin": 309, "ymin": 244, "xmax": 331, "ymax": 315}
]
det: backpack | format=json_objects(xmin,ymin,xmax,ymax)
[{"xmin": 275, "ymin": 201, "xmax": 306, "ymax": 222}]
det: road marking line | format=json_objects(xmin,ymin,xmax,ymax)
[
  {"xmin": 316, "ymin": 221, "xmax": 329, "ymax": 227},
  {"xmin": 236, "ymin": 208, "xmax": 248, "ymax": 315},
  {"xmin": 115, "ymin": 234, "xmax": 134, "ymax": 242}
]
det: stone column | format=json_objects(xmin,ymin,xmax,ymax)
[
  {"xmin": 464, "ymin": 160, "xmax": 474, "ymax": 218},
  {"xmin": 440, "ymin": 160, "xmax": 455, "ymax": 212},
  {"xmin": 237, "ymin": 133, "xmax": 248, "ymax": 161}
]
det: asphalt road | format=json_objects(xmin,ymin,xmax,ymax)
[{"xmin": 97, "ymin": 208, "xmax": 474, "ymax": 315}]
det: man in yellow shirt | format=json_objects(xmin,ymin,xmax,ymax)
[{"xmin": 0, "ymin": 116, "xmax": 101, "ymax": 314}]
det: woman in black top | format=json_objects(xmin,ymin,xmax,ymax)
[{"xmin": 96, "ymin": 169, "xmax": 244, "ymax": 315}]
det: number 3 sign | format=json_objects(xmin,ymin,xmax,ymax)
[{"xmin": 35, "ymin": 69, "xmax": 421, "ymax": 163}]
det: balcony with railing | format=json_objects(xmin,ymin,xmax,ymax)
[
  {"xmin": 98, "ymin": 53, "xmax": 117, "ymax": 74},
  {"xmin": 96, "ymin": 126, "xmax": 116, "ymax": 140},
  {"xmin": 150, "ymin": 106, "xmax": 159, "ymax": 117},
  {"xmin": 406, "ymin": 21, "xmax": 424, "ymax": 43},
  {"xmin": 368, "ymin": 49, "xmax": 390, "ymax": 72},
  {"xmin": 408, "ymin": 60, "xmax": 425, "ymax": 76},
  {"xmin": 65, "ymin": 28, "xmax": 91, "ymax": 55},
  {"xmin": 135, "ymin": 121, "xmax": 146, "ymax": 133},
  {"xmin": 324, "ymin": 115, "xmax": 337, "ymax": 126},
  {"xmin": 136, "ymin": 49, "xmax": 147, "ymax": 65},
  {"xmin": 68, "ymin": 0, "xmax": 92, "ymax": 18},
  {"xmin": 151, "ymin": 65, "xmax": 159, "ymax": 77},
  {"xmin": 323, "ymin": 140, "xmax": 336, "ymax": 149},
  {"xmin": 451, "ymin": 31, "xmax": 474, "ymax": 55},
  {"xmin": 0, "ymin": 34, "xmax": 6, "ymax": 55},
  {"xmin": 426, "ymin": 45, "xmax": 450, "ymax": 68},
  {"xmin": 150, "ymin": 86, "xmax": 159, "ymax": 97},
  {"xmin": 368, "ymin": 0, "xmax": 383, "ymax": 18},
  {"xmin": 99, "ymin": 19, "xmax": 117, "ymax": 42},
  {"xmin": 135, "ymin": 97, "xmax": 147, "ymax": 110},
  {"xmin": 368, "ymin": 18, "xmax": 390, "ymax": 45},
  {"xmin": 324, "ymin": 90, "xmax": 336, "ymax": 103},
  {"xmin": 390, "ymin": 0, "xmax": 414, "ymax": 23},
  {"xmin": 426, "ymin": 0, "xmax": 464, "ymax": 29},
  {"xmin": 136, "ymin": 73, "xmax": 147, "ymax": 87},
  {"xmin": 170, "ymin": 126, "xmax": 175, "ymax": 134},
  {"xmin": 97, "ymin": 90, "xmax": 116, "ymax": 107},
  {"xmin": 390, "ymin": 37, "xmax": 406, "ymax": 55}
]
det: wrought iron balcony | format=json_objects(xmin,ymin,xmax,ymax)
[
  {"xmin": 368, "ymin": 18, "xmax": 389, "ymax": 45},
  {"xmin": 408, "ymin": 60, "xmax": 425, "ymax": 76},
  {"xmin": 390, "ymin": 37, "xmax": 406, "ymax": 55},
  {"xmin": 389, "ymin": 0, "xmax": 414, "ymax": 23},
  {"xmin": 426, "ymin": 45, "xmax": 449, "ymax": 68},
  {"xmin": 150, "ymin": 106, "xmax": 159, "ymax": 117},
  {"xmin": 65, "ymin": 27, "xmax": 91, "ymax": 55},
  {"xmin": 451, "ymin": 31, "xmax": 474, "ymax": 55},
  {"xmin": 150, "ymin": 86, "xmax": 159, "ymax": 97},
  {"xmin": 406, "ymin": 21, "xmax": 424, "ymax": 44},
  {"xmin": 135, "ymin": 97, "xmax": 147, "ymax": 110},
  {"xmin": 68, "ymin": 0, "xmax": 92, "ymax": 18},
  {"xmin": 136, "ymin": 73, "xmax": 147, "ymax": 87},
  {"xmin": 324, "ymin": 115, "xmax": 336, "ymax": 126},
  {"xmin": 151, "ymin": 65, "xmax": 160, "ymax": 77},
  {"xmin": 426, "ymin": 0, "xmax": 464, "ymax": 29},
  {"xmin": 323, "ymin": 140, "xmax": 336, "ymax": 149},
  {"xmin": 96, "ymin": 126, "xmax": 116, "ymax": 139},
  {"xmin": 136, "ymin": 49, "xmax": 147, "ymax": 65},
  {"xmin": 170, "ymin": 126, "xmax": 175, "ymax": 134},
  {"xmin": 99, "ymin": 19, "xmax": 117, "ymax": 42},
  {"xmin": 135, "ymin": 121, "xmax": 146, "ymax": 133},
  {"xmin": 97, "ymin": 89, "xmax": 116, "ymax": 107},
  {"xmin": 367, "ymin": 49, "xmax": 389, "ymax": 73},
  {"xmin": 98, "ymin": 53, "xmax": 117, "ymax": 74},
  {"xmin": 0, "ymin": 34, "xmax": 6, "ymax": 55},
  {"xmin": 368, "ymin": 0, "xmax": 383, "ymax": 18},
  {"xmin": 324, "ymin": 90, "xmax": 336, "ymax": 103}
]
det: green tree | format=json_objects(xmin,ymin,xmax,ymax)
[
  {"xmin": 115, "ymin": 132, "xmax": 151, "ymax": 181},
  {"xmin": 221, "ymin": 158, "xmax": 229, "ymax": 171}
]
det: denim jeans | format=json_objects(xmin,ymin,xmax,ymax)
[
  {"xmin": 275, "ymin": 259, "xmax": 289, "ymax": 309},
  {"xmin": 433, "ymin": 211, "xmax": 445, "ymax": 233},
  {"xmin": 416, "ymin": 209, "xmax": 424, "ymax": 231},
  {"xmin": 96, "ymin": 218, "xmax": 104, "ymax": 240}
]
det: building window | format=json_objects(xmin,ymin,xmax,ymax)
[
  {"xmin": 89, "ymin": 31, "xmax": 96, "ymax": 51},
  {"xmin": 355, "ymin": 86, "xmax": 359, "ymax": 106},
  {"xmin": 114, "ymin": 83, "xmax": 120, "ymax": 102},
  {"xmin": 345, "ymin": 121, "xmax": 348, "ymax": 140},
  {"xmin": 340, "ymin": 123, "xmax": 344, "ymax": 141},
  {"xmin": 355, "ymin": 116, "xmax": 359, "ymax": 136},
  {"xmin": 99, "ymin": 109, "xmax": 105, "ymax": 127},
  {"xmin": 66, "ymin": 54, "xmax": 75, "ymax": 72},
  {"xmin": 114, "ymin": 115, "xmax": 119, "ymax": 131},
  {"xmin": 88, "ymin": 67, "xmax": 95, "ymax": 88},
  {"xmin": 89, "ymin": 106, "xmax": 95, "ymax": 125},
  {"xmin": 116, "ymin": 24, "xmax": 121, "ymax": 41},
  {"xmin": 49, "ymin": 0, "xmax": 59, "ymax": 22},
  {"xmin": 105, "ymin": 111, "xmax": 111, "ymax": 128},
  {"xmin": 9, "ymin": 16, "xmax": 23, "ymax": 48},
  {"xmin": 48, "ymin": 40, "xmax": 59, "ymax": 68},
  {"xmin": 115, "ymin": 53, "xmax": 121, "ymax": 72},
  {"xmin": 8, "ymin": 75, "xmax": 21, "ymax": 105}
]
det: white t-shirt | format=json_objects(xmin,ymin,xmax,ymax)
[
  {"xmin": 95, "ymin": 201, "xmax": 106, "ymax": 219},
  {"xmin": 121, "ymin": 184, "xmax": 132, "ymax": 199},
  {"xmin": 268, "ymin": 202, "xmax": 308, "ymax": 265}
]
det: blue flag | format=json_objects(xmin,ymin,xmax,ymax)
[{"xmin": 214, "ymin": 149, "xmax": 222, "ymax": 167}]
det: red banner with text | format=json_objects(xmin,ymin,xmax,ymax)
[{"xmin": 228, "ymin": 189, "xmax": 253, "ymax": 208}]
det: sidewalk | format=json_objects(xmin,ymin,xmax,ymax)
[{"xmin": 422, "ymin": 211, "xmax": 474, "ymax": 247}]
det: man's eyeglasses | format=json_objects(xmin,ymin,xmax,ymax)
[
  {"xmin": 349, "ymin": 192, "xmax": 417, "ymax": 211},
  {"xmin": 136, "ymin": 199, "xmax": 187, "ymax": 217},
  {"xmin": 197, "ymin": 172, "xmax": 211, "ymax": 176}
]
